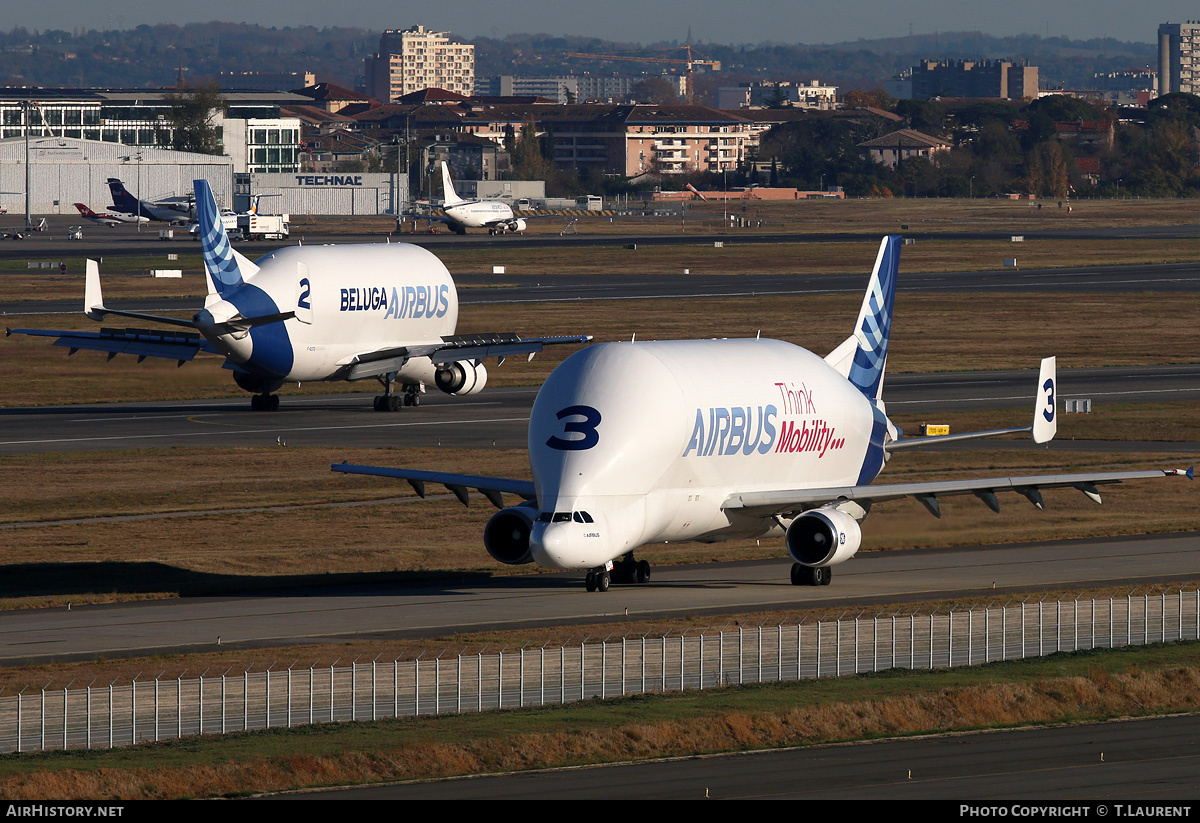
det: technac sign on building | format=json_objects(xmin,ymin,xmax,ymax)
[
  {"xmin": 292, "ymin": 175, "xmax": 367, "ymax": 186},
  {"xmin": 248, "ymin": 172, "xmax": 408, "ymax": 216}
]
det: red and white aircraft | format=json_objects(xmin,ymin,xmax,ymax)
[{"xmin": 73, "ymin": 203, "xmax": 148, "ymax": 226}]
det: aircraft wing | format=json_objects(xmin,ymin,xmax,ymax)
[
  {"xmin": 342, "ymin": 332, "xmax": 592, "ymax": 381},
  {"xmin": 6, "ymin": 326, "xmax": 216, "ymax": 365},
  {"xmin": 723, "ymin": 467, "xmax": 1194, "ymax": 519},
  {"xmin": 332, "ymin": 462, "xmax": 535, "ymax": 508}
]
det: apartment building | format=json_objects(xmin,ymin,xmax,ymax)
[
  {"xmin": 365, "ymin": 25, "xmax": 475, "ymax": 102},
  {"xmin": 715, "ymin": 81, "xmax": 839, "ymax": 110},
  {"xmin": 1158, "ymin": 22, "xmax": 1200, "ymax": 95},
  {"xmin": 888, "ymin": 59, "xmax": 1038, "ymax": 100}
]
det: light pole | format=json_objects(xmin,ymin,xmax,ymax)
[
  {"xmin": 23, "ymin": 100, "xmax": 33, "ymax": 231},
  {"xmin": 122, "ymin": 152, "xmax": 143, "ymax": 232},
  {"xmin": 970, "ymin": 175, "xmax": 975, "ymax": 199}
]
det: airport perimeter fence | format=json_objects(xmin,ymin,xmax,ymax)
[{"xmin": 1, "ymin": 589, "xmax": 1197, "ymax": 754}]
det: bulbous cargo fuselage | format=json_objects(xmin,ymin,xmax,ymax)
[
  {"xmin": 196, "ymin": 244, "xmax": 458, "ymax": 385},
  {"xmin": 525, "ymin": 339, "xmax": 885, "ymax": 570}
]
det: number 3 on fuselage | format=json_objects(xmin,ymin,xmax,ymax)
[{"xmin": 546, "ymin": 405, "xmax": 602, "ymax": 451}]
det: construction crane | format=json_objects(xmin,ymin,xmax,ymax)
[{"xmin": 565, "ymin": 46, "xmax": 721, "ymax": 105}]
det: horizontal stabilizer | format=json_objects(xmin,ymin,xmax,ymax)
[
  {"xmin": 208, "ymin": 311, "xmax": 295, "ymax": 336},
  {"xmin": 887, "ymin": 357, "xmax": 1060, "ymax": 451}
]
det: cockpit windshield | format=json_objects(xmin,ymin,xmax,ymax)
[{"xmin": 538, "ymin": 511, "xmax": 594, "ymax": 523}]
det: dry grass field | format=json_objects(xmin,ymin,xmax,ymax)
[
  {"xmin": 6, "ymin": 235, "xmax": 1200, "ymax": 306},
  {"xmin": 0, "ymin": 200, "xmax": 1196, "ymax": 796},
  {"xmin": 4, "ymin": 289, "xmax": 1199, "ymax": 407}
]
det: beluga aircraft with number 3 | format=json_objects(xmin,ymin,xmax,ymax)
[
  {"xmin": 8, "ymin": 179, "xmax": 590, "ymax": 411},
  {"xmin": 334, "ymin": 236, "xmax": 1193, "ymax": 591}
]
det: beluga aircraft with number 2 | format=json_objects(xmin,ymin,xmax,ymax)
[
  {"xmin": 335, "ymin": 235, "xmax": 1193, "ymax": 591},
  {"xmin": 8, "ymin": 179, "xmax": 590, "ymax": 411}
]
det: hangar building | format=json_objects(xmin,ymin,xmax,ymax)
[
  {"xmin": 235, "ymin": 172, "xmax": 409, "ymax": 215},
  {"xmin": 0, "ymin": 137, "xmax": 234, "ymax": 215}
]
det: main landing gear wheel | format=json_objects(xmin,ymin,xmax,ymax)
[
  {"xmin": 373, "ymin": 395, "xmax": 403, "ymax": 411},
  {"xmin": 610, "ymin": 554, "xmax": 651, "ymax": 586},
  {"xmin": 250, "ymin": 393, "xmax": 279, "ymax": 411},
  {"xmin": 374, "ymin": 374, "xmax": 420, "ymax": 412},
  {"xmin": 790, "ymin": 563, "xmax": 831, "ymax": 586}
]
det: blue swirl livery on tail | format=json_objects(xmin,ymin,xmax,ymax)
[
  {"xmin": 846, "ymin": 235, "xmax": 901, "ymax": 403},
  {"xmin": 196, "ymin": 178, "xmax": 256, "ymax": 299}
]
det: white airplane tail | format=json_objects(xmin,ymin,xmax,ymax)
[{"xmin": 440, "ymin": 162, "xmax": 465, "ymax": 207}]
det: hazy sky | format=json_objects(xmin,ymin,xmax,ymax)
[{"xmin": 9, "ymin": 1, "xmax": 1196, "ymax": 44}]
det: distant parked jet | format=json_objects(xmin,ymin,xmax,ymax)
[
  {"xmin": 73, "ymin": 203, "xmax": 148, "ymax": 226},
  {"xmin": 106, "ymin": 178, "xmax": 192, "ymax": 225}
]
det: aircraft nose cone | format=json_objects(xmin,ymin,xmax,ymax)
[{"xmin": 529, "ymin": 523, "xmax": 573, "ymax": 570}]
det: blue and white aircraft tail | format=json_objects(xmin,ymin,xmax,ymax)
[
  {"xmin": 823, "ymin": 235, "xmax": 901, "ymax": 405},
  {"xmin": 194, "ymin": 179, "xmax": 259, "ymax": 301}
]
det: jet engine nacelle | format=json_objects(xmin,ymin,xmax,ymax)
[
  {"xmin": 509, "ymin": 218, "xmax": 527, "ymax": 233},
  {"xmin": 785, "ymin": 508, "xmax": 862, "ymax": 567},
  {"xmin": 483, "ymin": 504, "xmax": 537, "ymax": 565},
  {"xmin": 434, "ymin": 360, "xmax": 488, "ymax": 395}
]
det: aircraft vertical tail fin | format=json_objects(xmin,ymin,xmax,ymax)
[
  {"xmin": 844, "ymin": 235, "xmax": 902, "ymax": 403},
  {"xmin": 195, "ymin": 178, "xmax": 258, "ymax": 301},
  {"xmin": 1032, "ymin": 356, "xmax": 1058, "ymax": 444},
  {"xmin": 106, "ymin": 178, "xmax": 139, "ymax": 215},
  {"xmin": 440, "ymin": 161, "xmax": 465, "ymax": 207}
]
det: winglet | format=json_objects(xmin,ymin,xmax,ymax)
[
  {"xmin": 846, "ymin": 236, "xmax": 902, "ymax": 403},
  {"xmin": 1032, "ymin": 356, "xmax": 1057, "ymax": 444},
  {"xmin": 440, "ymin": 161, "xmax": 465, "ymax": 207},
  {"xmin": 84, "ymin": 259, "xmax": 106, "ymax": 320}
]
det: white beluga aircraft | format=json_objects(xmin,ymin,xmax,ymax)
[
  {"xmin": 8, "ymin": 179, "xmax": 590, "ymax": 411},
  {"xmin": 334, "ymin": 236, "xmax": 1193, "ymax": 591},
  {"xmin": 420, "ymin": 161, "xmax": 527, "ymax": 236}
]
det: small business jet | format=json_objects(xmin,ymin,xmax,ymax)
[
  {"xmin": 419, "ymin": 162, "xmax": 528, "ymax": 235},
  {"xmin": 8, "ymin": 179, "xmax": 590, "ymax": 411},
  {"xmin": 106, "ymin": 178, "xmax": 193, "ymax": 225},
  {"xmin": 73, "ymin": 203, "xmax": 148, "ymax": 226},
  {"xmin": 334, "ymin": 236, "xmax": 1193, "ymax": 591}
]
